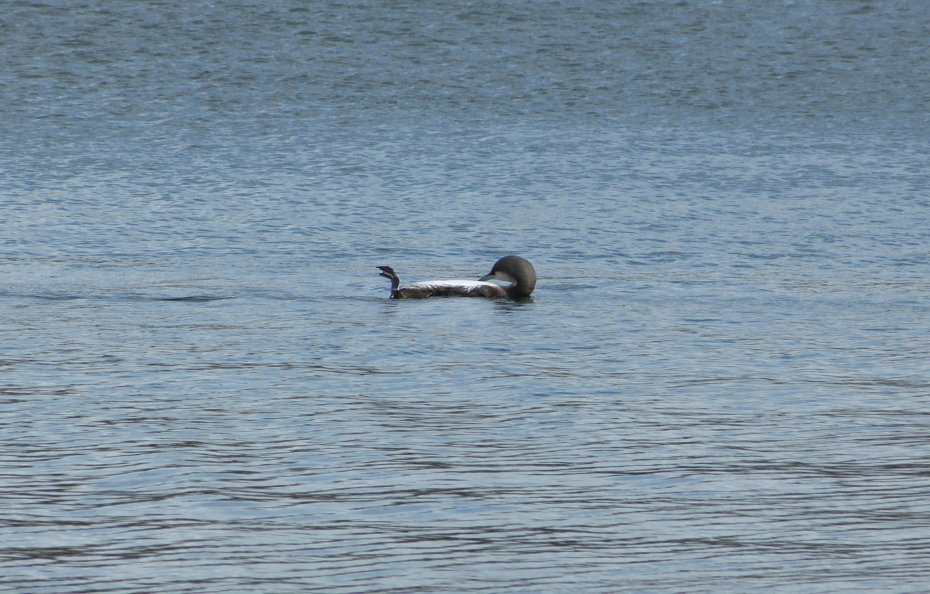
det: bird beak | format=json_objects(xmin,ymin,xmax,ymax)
[{"xmin": 480, "ymin": 270, "xmax": 516, "ymax": 284}]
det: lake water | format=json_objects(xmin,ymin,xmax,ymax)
[{"xmin": 2, "ymin": 1, "xmax": 930, "ymax": 592}]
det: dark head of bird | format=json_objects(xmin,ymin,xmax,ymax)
[{"xmin": 479, "ymin": 255, "xmax": 536, "ymax": 298}]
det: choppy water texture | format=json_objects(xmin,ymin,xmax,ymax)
[{"xmin": 3, "ymin": 1, "xmax": 930, "ymax": 592}]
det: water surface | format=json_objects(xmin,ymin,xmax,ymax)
[{"xmin": 2, "ymin": 1, "xmax": 930, "ymax": 592}]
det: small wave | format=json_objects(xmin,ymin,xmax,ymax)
[{"xmin": 155, "ymin": 295, "xmax": 235, "ymax": 303}]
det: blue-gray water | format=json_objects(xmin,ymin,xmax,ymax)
[{"xmin": 2, "ymin": 1, "xmax": 930, "ymax": 592}]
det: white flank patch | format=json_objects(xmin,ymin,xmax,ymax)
[{"xmin": 406, "ymin": 280, "xmax": 498, "ymax": 290}]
